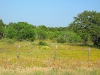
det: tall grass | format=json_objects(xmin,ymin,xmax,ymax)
[{"xmin": 0, "ymin": 40, "xmax": 100, "ymax": 75}]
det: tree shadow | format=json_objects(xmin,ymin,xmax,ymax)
[{"xmin": 70, "ymin": 43, "xmax": 100, "ymax": 49}]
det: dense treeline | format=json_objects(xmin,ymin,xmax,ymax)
[
  {"xmin": 0, "ymin": 20, "xmax": 81, "ymax": 44},
  {"xmin": 0, "ymin": 10, "xmax": 100, "ymax": 47},
  {"xmin": 0, "ymin": 20, "xmax": 80, "ymax": 44}
]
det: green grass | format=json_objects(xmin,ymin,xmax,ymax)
[{"xmin": 0, "ymin": 40, "xmax": 100, "ymax": 75}]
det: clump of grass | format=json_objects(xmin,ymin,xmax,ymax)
[
  {"xmin": 38, "ymin": 41, "xmax": 48, "ymax": 46},
  {"xmin": 0, "ymin": 38, "xmax": 16, "ymax": 44}
]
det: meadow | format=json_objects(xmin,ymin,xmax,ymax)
[{"xmin": 0, "ymin": 39, "xmax": 100, "ymax": 75}]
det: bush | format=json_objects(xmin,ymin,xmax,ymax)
[
  {"xmin": 29, "ymin": 37, "xmax": 35, "ymax": 42},
  {"xmin": 38, "ymin": 41, "xmax": 47, "ymax": 46},
  {"xmin": 0, "ymin": 38, "xmax": 15, "ymax": 44},
  {"xmin": 57, "ymin": 37, "xmax": 66, "ymax": 43}
]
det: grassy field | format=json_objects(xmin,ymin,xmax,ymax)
[{"xmin": 0, "ymin": 39, "xmax": 100, "ymax": 75}]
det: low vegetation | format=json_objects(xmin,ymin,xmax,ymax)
[{"xmin": 0, "ymin": 40, "xmax": 100, "ymax": 75}]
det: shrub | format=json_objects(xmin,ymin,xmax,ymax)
[
  {"xmin": 29, "ymin": 37, "xmax": 35, "ymax": 42},
  {"xmin": 0, "ymin": 38, "xmax": 16, "ymax": 44},
  {"xmin": 38, "ymin": 41, "xmax": 47, "ymax": 46},
  {"xmin": 57, "ymin": 37, "xmax": 66, "ymax": 43}
]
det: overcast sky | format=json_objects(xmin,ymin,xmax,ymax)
[{"xmin": 0, "ymin": 0, "xmax": 100, "ymax": 27}]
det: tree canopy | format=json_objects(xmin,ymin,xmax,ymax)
[
  {"xmin": 5, "ymin": 22, "xmax": 36, "ymax": 41},
  {"xmin": 69, "ymin": 10, "xmax": 100, "ymax": 45},
  {"xmin": 0, "ymin": 19, "xmax": 5, "ymax": 39}
]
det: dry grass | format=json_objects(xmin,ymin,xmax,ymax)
[{"xmin": 0, "ymin": 40, "xmax": 100, "ymax": 75}]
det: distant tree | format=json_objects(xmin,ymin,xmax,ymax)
[
  {"xmin": 48, "ymin": 31, "xmax": 56, "ymax": 40},
  {"xmin": 37, "ymin": 25, "xmax": 48, "ymax": 40},
  {"xmin": 38, "ymin": 25, "xmax": 48, "ymax": 31},
  {"xmin": 49, "ymin": 31, "xmax": 63, "ymax": 41},
  {"xmin": 0, "ymin": 19, "xmax": 5, "ymax": 39},
  {"xmin": 57, "ymin": 36, "xmax": 66, "ymax": 43},
  {"xmin": 65, "ymin": 31, "xmax": 81, "ymax": 44},
  {"xmin": 16, "ymin": 22, "xmax": 36, "ymax": 41},
  {"xmin": 5, "ymin": 24, "xmax": 17, "ymax": 39},
  {"xmin": 69, "ymin": 11, "xmax": 100, "ymax": 45},
  {"xmin": 6, "ymin": 22, "xmax": 36, "ymax": 41},
  {"xmin": 48, "ymin": 27, "xmax": 57, "ymax": 32}
]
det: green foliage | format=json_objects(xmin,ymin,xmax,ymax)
[
  {"xmin": 0, "ymin": 19, "xmax": 5, "ymax": 39},
  {"xmin": 5, "ymin": 22, "xmax": 36, "ymax": 41},
  {"xmin": 38, "ymin": 25, "xmax": 48, "ymax": 31},
  {"xmin": 15, "ymin": 22, "xmax": 36, "ymax": 41},
  {"xmin": 5, "ymin": 25, "xmax": 17, "ymax": 39},
  {"xmin": 37, "ymin": 26, "xmax": 48, "ymax": 40},
  {"xmin": 0, "ymin": 38, "xmax": 15, "ymax": 44},
  {"xmin": 0, "ymin": 19, "xmax": 82, "ymax": 45},
  {"xmin": 69, "ymin": 10, "xmax": 100, "ymax": 45},
  {"xmin": 57, "ymin": 36, "xmax": 66, "ymax": 43},
  {"xmin": 38, "ymin": 41, "xmax": 47, "ymax": 46},
  {"xmin": 29, "ymin": 37, "xmax": 35, "ymax": 42},
  {"xmin": 66, "ymin": 31, "xmax": 82, "ymax": 44},
  {"xmin": 48, "ymin": 32, "xmax": 54, "ymax": 40}
]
